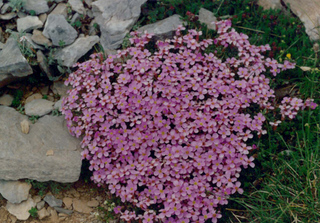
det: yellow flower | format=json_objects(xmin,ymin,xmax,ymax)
[{"xmin": 286, "ymin": 53, "xmax": 291, "ymax": 59}]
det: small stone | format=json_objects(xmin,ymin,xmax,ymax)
[
  {"xmin": 17, "ymin": 16, "xmax": 43, "ymax": 33},
  {"xmin": 43, "ymin": 14, "xmax": 78, "ymax": 46},
  {"xmin": 63, "ymin": 197, "xmax": 73, "ymax": 209},
  {"xmin": 25, "ymin": 93, "xmax": 43, "ymax": 104},
  {"xmin": 69, "ymin": 0, "xmax": 86, "ymax": 15},
  {"xmin": 20, "ymin": 120, "xmax": 30, "ymax": 134},
  {"xmin": 72, "ymin": 199, "xmax": 93, "ymax": 214},
  {"xmin": 54, "ymin": 99, "xmax": 62, "ymax": 111},
  {"xmin": 84, "ymin": 0, "xmax": 92, "ymax": 7},
  {"xmin": 6, "ymin": 196, "xmax": 35, "ymax": 220},
  {"xmin": 46, "ymin": 150, "xmax": 54, "ymax": 156},
  {"xmin": 39, "ymin": 13, "xmax": 47, "ymax": 23},
  {"xmin": 199, "ymin": 8, "xmax": 217, "ymax": 31},
  {"xmin": 37, "ymin": 50, "xmax": 54, "ymax": 80},
  {"xmin": 54, "ymin": 206, "xmax": 73, "ymax": 215},
  {"xmin": 1, "ymin": 3, "xmax": 10, "ymax": 14},
  {"xmin": 38, "ymin": 207, "xmax": 50, "ymax": 220},
  {"xmin": 0, "ymin": 94, "xmax": 14, "ymax": 106},
  {"xmin": 32, "ymin": 30, "xmax": 52, "ymax": 47},
  {"xmin": 25, "ymin": 99, "xmax": 54, "ymax": 117},
  {"xmin": 49, "ymin": 208, "xmax": 59, "ymax": 222},
  {"xmin": 0, "ymin": 180, "xmax": 31, "ymax": 204},
  {"xmin": 54, "ymin": 35, "xmax": 99, "ymax": 67},
  {"xmin": 53, "ymin": 81, "xmax": 71, "ymax": 97},
  {"xmin": 33, "ymin": 195, "xmax": 42, "ymax": 204},
  {"xmin": 44, "ymin": 194, "xmax": 63, "ymax": 207},
  {"xmin": 40, "ymin": 86, "xmax": 49, "ymax": 95},
  {"xmin": 24, "ymin": 0, "xmax": 49, "ymax": 15},
  {"xmin": 257, "ymin": 0, "xmax": 282, "ymax": 10},
  {"xmin": 50, "ymin": 3, "xmax": 68, "ymax": 18},
  {"xmin": 17, "ymin": 12, "xmax": 27, "ymax": 18},
  {"xmin": 0, "ymin": 12, "xmax": 17, "ymax": 20},
  {"xmin": 37, "ymin": 200, "xmax": 45, "ymax": 210},
  {"xmin": 87, "ymin": 199, "xmax": 99, "ymax": 207}
]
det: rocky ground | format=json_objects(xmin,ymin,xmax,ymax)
[{"xmin": 0, "ymin": 178, "xmax": 111, "ymax": 223}]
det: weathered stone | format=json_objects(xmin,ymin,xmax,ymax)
[
  {"xmin": 25, "ymin": 99, "xmax": 54, "ymax": 116},
  {"xmin": 24, "ymin": 0, "xmax": 49, "ymax": 15},
  {"xmin": 37, "ymin": 200, "xmax": 45, "ymax": 210},
  {"xmin": 199, "ymin": 8, "xmax": 217, "ymax": 31},
  {"xmin": 54, "ymin": 206, "xmax": 73, "ymax": 215},
  {"xmin": 0, "ymin": 12, "xmax": 17, "ymax": 20},
  {"xmin": 6, "ymin": 196, "xmax": 35, "ymax": 220},
  {"xmin": 0, "ymin": 94, "xmax": 13, "ymax": 106},
  {"xmin": 282, "ymin": 0, "xmax": 320, "ymax": 41},
  {"xmin": 43, "ymin": 14, "xmax": 78, "ymax": 46},
  {"xmin": 50, "ymin": 3, "xmax": 68, "ymax": 18},
  {"xmin": 0, "ymin": 0, "xmax": 3, "ymax": 9},
  {"xmin": 20, "ymin": 119, "xmax": 30, "ymax": 134},
  {"xmin": 38, "ymin": 207, "xmax": 50, "ymax": 220},
  {"xmin": 49, "ymin": 208, "xmax": 59, "ymax": 222},
  {"xmin": 53, "ymin": 81, "xmax": 72, "ymax": 98},
  {"xmin": 258, "ymin": 0, "xmax": 282, "ymax": 10},
  {"xmin": 84, "ymin": 0, "xmax": 93, "ymax": 8},
  {"xmin": 54, "ymin": 99, "xmax": 62, "ymax": 111},
  {"xmin": 25, "ymin": 93, "xmax": 43, "ymax": 104},
  {"xmin": 87, "ymin": 199, "xmax": 99, "ymax": 207},
  {"xmin": 0, "ymin": 180, "xmax": 31, "ymax": 204},
  {"xmin": 92, "ymin": 0, "xmax": 147, "ymax": 51},
  {"xmin": 72, "ymin": 199, "xmax": 93, "ymax": 214},
  {"xmin": 62, "ymin": 197, "xmax": 73, "ymax": 209},
  {"xmin": 0, "ymin": 106, "xmax": 82, "ymax": 183},
  {"xmin": 1, "ymin": 2, "xmax": 10, "ymax": 14},
  {"xmin": 69, "ymin": 0, "xmax": 86, "ymax": 15},
  {"xmin": 55, "ymin": 35, "xmax": 99, "ymax": 67},
  {"xmin": 39, "ymin": 13, "xmax": 47, "ymax": 23},
  {"xmin": 17, "ymin": 16, "xmax": 43, "ymax": 34},
  {"xmin": 37, "ymin": 50, "xmax": 54, "ymax": 80},
  {"xmin": 0, "ymin": 38, "xmax": 33, "ymax": 88},
  {"xmin": 32, "ymin": 30, "xmax": 52, "ymax": 46},
  {"xmin": 33, "ymin": 195, "xmax": 42, "ymax": 204},
  {"xmin": 44, "ymin": 194, "xmax": 63, "ymax": 207},
  {"xmin": 138, "ymin": 14, "xmax": 184, "ymax": 41}
]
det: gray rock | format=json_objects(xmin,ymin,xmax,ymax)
[
  {"xmin": 138, "ymin": 14, "xmax": 184, "ymax": 41},
  {"xmin": 0, "ymin": 94, "xmax": 13, "ymax": 106},
  {"xmin": 32, "ymin": 30, "xmax": 52, "ymax": 47},
  {"xmin": 92, "ymin": 0, "xmax": 147, "ymax": 51},
  {"xmin": 71, "ymin": 13, "xmax": 81, "ymax": 24},
  {"xmin": 0, "ymin": 42, "xmax": 4, "ymax": 50},
  {"xmin": 54, "ymin": 99, "xmax": 62, "ymax": 111},
  {"xmin": 1, "ymin": 2, "xmax": 10, "ymax": 14},
  {"xmin": 0, "ymin": 12, "xmax": 17, "ymax": 20},
  {"xmin": 24, "ymin": 0, "xmax": 49, "ymax": 15},
  {"xmin": 257, "ymin": 0, "xmax": 282, "ymax": 10},
  {"xmin": 0, "ymin": 38, "xmax": 33, "ymax": 88},
  {"xmin": 37, "ymin": 200, "xmax": 45, "ymax": 210},
  {"xmin": 25, "ymin": 99, "xmax": 54, "ymax": 116},
  {"xmin": 55, "ymin": 35, "xmax": 99, "ymax": 67},
  {"xmin": 54, "ymin": 206, "xmax": 73, "ymax": 215},
  {"xmin": 0, "ymin": 27, "xmax": 4, "ymax": 43},
  {"xmin": 43, "ymin": 14, "xmax": 78, "ymax": 46},
  {"xmin": 44, "ymin": 195, "xmax": 63, "ymax": 207},
  {"xmin": 84, "ymin": 0, "xmax": 93, "ymax": 8},
  {"xmin": 282, "ymin": 0, "xmax": 320, "ymax": 41},
  {"xmin": 199, "ymin": 8, "xmax": 217, "ymax": 31},
  {"xmin": 17, "ymin": 16, "xmax": 43, "ymax": 33},
  {"xmin": 0, "ymin": 180, "xmax": 31, "ymax": 204},
  {"xmin": 53, "ymin": 81, "xmax": 72, "ymax": 98},
  {"xmin": 37, "ymin": 50, "xmax": 54, "ymax": 80},
  {"xmin": 69, "ymin": 0, "xmax": 86, "ymax": 15},
  {"xmin": 25, "ymin": 93, "xmax": 42, "ymax": 104},
  {"xmin": 0, "ymin": 0, "xmax": 3, "ymax": 9},
  {"xmin": 0, "ymin": 106, "xmax": 82, "ymax": 183},
  {"xmin": 50, "ymin": 3, "xmax": 68, "ymax": 18},
  {"xmin": 17, "ymin": 12, "xmax": 27, "ymax": 18},
  {"xmin": 53, "ymin": 0, "xmax": 64, "ymax": 3},
  {"xmin": 6, "ymin": 196, "xmax": 35, "ymax": 220}
]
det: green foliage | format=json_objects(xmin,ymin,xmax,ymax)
[
  {"xmin": 25, "ymin": 179, "xmax": 72, "ymax": 196},
  {"xmin": 72, "ymin": 20, "xmax": 82, "ymax": 28},
  {"xmin": 28, "ymin": 207, "xmax": 38, "ymax": 218},
  {"xmin": 8, "ymin": 0, "xmax": 25, "ymax": 12},
  {"xmin": 16, "ymin": 104, "xmax": 25, "ymax": 114},
  {"xmin": 42, "ymin": 95, "xmax": 48, "ymax": 100},
  {"xmin": 58, "ymin": 40, "xmax": 66, "ymax": 47},
  {"xmin": 28, "ymin": 115, "xmax": 39, "ymax": 124},
  {"xmin": 29, "ymin": 10, "xmax": 36, "ymax": 16},
  {"xmin": 51, "ymin": 109, "xmax": 62, "ymax": 116},
  {"xmin": 11, "ymin": 90, "xmax": 23, "ymax": 107}
]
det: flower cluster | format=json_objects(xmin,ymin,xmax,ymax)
[{"xmin": 62, "ymin": 19, "xmax": 315, "ymax": 222}]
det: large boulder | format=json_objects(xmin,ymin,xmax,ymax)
[
  {"xmin": 0, "ymin": 106, "xmax": 82, "ymax": 183},
  {"xmin": 0, "ymin": 38, "xmax": 33, "ymax": 88},
  {"xmin": 92, "ymin": 0, "xmax": 147, "ymax": 51},
  {"xmin": 282, "ymin": 0, "xmax": 320, "ymax": 41}
]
